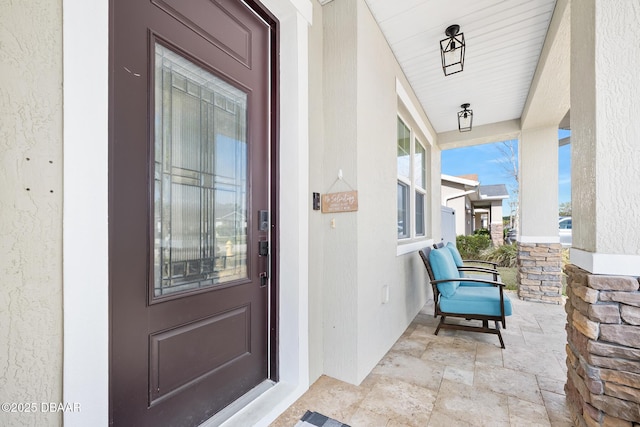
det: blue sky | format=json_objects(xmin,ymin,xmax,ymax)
[{"xmin": 441, "ymin": 129, "xmax": 571, "ymax": 215}]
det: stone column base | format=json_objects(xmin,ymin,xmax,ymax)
[
  {"xmin": 565, "ymin": 264, "xmax": 640, "ymax": 426},
  {"xmin": 490, "ymin": 222, "xmax": 503, "ymax": 247},
  {"xmin": 516, "ymin": 242, "xmax": 563, "ymax": 304}
]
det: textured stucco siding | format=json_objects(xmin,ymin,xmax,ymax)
[
  {"xmin": 591, "ymin": 0, "xmax": 640, "ymax": 255},
  {"xmin": 519, "ymin": 126, "xmax": 559, "ymax": 239},
  {"xmin": 307, "ymin": 0, "xmax": 325, "ymax": 385},
  {"xmin": 0, "ymin": 0, "xmax": 63, "ymax": 426},
  {"xmin": 321, "ymin": 0, "xmax": 360, "ymax": 384},
  {"xmin": 571, "ymin": 0, "xmax": 640, "ymax": 254},
  {"xmin": 319, "ymin": 0, "xmax": 437, "ymax": 385}
]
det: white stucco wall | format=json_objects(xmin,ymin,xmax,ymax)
[
  {"xmin": 431, "ymin": 153, "xmax": 443, "ymax": 240},
  {"xmin": 519, "ymin": 126, "xmax": 559, "ymax": 242},
  {"xmin": 321, "ymin": 0, "xmax": 360, "ymax": 384},
  {"xmin": 307, "ymin": 0, "xmax": 325, "ymax": 385},
  {"xmin": 442, "ymin": 182, "xmax": 470, "ymax": 237},
  {"xmin": 571, "ymin": 0, "xmax": 640, "ymax": 255},
  {"xmin": 0, "ymin": 1, "xmax": 63, "ymax": 426},
  {"xmin": 356, "ymin": 0, "xmax": 431, "ymax": 382},
  {"xmin": 571, "ymin": 0, "xmax": 596, "ymax": 253},
  {"xmin": 490, "ymin": 202, "xmax": 503, "ymax": 226},
  {"xmin": 320, "ymin": 0, "xmax": 436, "ymax": 385},
  {"xmin": 570, "ymin": 0, "xmax": 640, "ymax": 274},
  {"xmin": 453, "ymin": 198, "xmax": 468, "ymax": 236}
]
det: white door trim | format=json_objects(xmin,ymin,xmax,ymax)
[{"xmin": 62, "ymin": 0, "xmax": 312, "ymax": 425}]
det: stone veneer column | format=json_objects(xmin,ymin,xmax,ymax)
[
  {"xmin": 565, "ymin": 264, "xmax": 640, "ymax": 426},
  {"xmin": 517, "ymin": 126, "xmax": 561, "ymax": 304},
  {"xmin": 516, "ymin": 242, "xmax": 563, "ymax": 304},
  {"xmin": 490, "ymin": 222, "xmax": 503, "ymax": 247}
]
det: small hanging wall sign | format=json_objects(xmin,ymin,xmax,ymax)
[{"xmin": 321, "ymin": 190, "xmax": 358, "ymax": 213}]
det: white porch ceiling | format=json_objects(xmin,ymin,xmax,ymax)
[{"xmin": 364, "ymin": 0, "xmax": 558, "ymax": 134}]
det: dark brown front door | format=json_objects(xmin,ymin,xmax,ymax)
[{"xmin": 110, "ymin": 1, "xmax": 276, "ymax": 425}]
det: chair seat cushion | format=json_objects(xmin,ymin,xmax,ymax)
[
  {"xmin": 439, "ymin": 286, "xmax": 513, "ymax": 317},
  {"xmin": 428, "ymin": 247, "xmax": 460, "ymax": 298}
]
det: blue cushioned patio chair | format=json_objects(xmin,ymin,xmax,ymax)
[
  {"xmin": 434, "ymin": 241, "xmax": 500, "ymax": 282},
  {"xmin": 419, "ymin": 246, "xmax": 512, "ymax": 348}
]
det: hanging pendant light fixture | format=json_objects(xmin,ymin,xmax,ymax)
[
  {"xmin": 458, "ymin": 103, "xmax": 473, "ymax": 132},
  {"xmin": 440, "ymin": 24, "xmax": 465, "ymax": 76}
]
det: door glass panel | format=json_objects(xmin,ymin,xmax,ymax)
[{"xmin": 154, "ymin": 43, "xmax": 248, "ymax": 298}]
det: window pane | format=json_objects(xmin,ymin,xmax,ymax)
[
  {"xmin": 397, "ymin": 181, "xmax": 409, "ymax": 238},
  {"xmin": 415, "ymin": 142, "xmax": 426, "ymax": 189},
  {"xmin": 415, "ymin": 192, "xmax": 425, "ymax": 236},
  {"xmin": 397, "ymin": 118, "xmax": 410, "ymax": 180},
  {"xmin": 154, "ymin": 43, "xmax": 248, "ymax": 298}
]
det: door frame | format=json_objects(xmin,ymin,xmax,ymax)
[{"xmin": 62, "ymin": 0, "xmax": 312, "ymax": 425}]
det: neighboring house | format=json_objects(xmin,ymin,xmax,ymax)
[
  {"xmin": 441, "ymin": 174, "xmax": 479, "ymax": 237},
  {"xmin": 2, "ymin": 1, "xmax": 639, "ymax": 427},
  {"xmin": 441, "ymin": 175, "xmax": 509, "ymax": 246},
  {"xmin": 475, "ymin": 184, "xmax": 510, "ymax": 246}
]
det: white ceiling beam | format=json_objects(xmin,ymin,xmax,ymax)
[
  {"xmin": 521, "ymin": 0, "xmax": 570, "ymax": 130},
  {"xmin": 436, "ymin": 119, "xmax": 521, "ymax": 150}
]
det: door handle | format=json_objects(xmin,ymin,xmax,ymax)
[
  {"xmin": 258, "ymin": 240, "xmax": 269, "ymax": 287},
  {"xmin": 260, "ymin": 271, "xmax": 268, "ymax": 287}
]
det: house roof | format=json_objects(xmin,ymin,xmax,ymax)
[
  {"xmin": 441, "ymin": 177, "xmax": 509, "ymax": 205},
  {"xmin": 478, "ymin": 184, "xmax": 509, "ymax": 200},
  {"xmin": 441, "ymin": 174, "xmax": 479, "ymax": 187}
]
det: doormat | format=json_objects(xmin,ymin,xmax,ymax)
[{"xmin": 294, "ymin": 410, "xmax": 351, "ymax": 427}]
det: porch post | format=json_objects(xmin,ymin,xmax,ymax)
[
  {"xmin": 517, "ymin": 126, "xmax": 562, "ymax": 304},
  {"xmin": 489, "ymin": 201, "xmax": 503, "ymax": 247},
  {"xmin": 565, "ymin": 0, "xmax": 640, "ymax": 426}
]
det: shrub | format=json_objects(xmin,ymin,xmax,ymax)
[
  {"xmin": 561, "ymin": 248, "xmax": 570, "ymax": 266},
  {"xmin": 482, "ymin": 244, "xmax": 517, "ymax": 268},
  {"xmin": 474, "ymin": 228, "xmax": 490, "ymax": 236},
  {"xmin": 456, "ymin": 234, "xmax": 492, "ymax": 259}
]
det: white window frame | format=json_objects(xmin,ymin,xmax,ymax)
[
  {"xmin": 397, "ymin": 114, "xmax": 428, "ymax": 242},
  {"xmin": 414, "ymin": 138, "xmax": 427, "ymax": 237},
  {"xmin": 395, "ymin": 78, "xmax": 433, "ymax": 255},
  {"xmin": 397, "ymin": 117, "xmax": 411, "ymax": 239}
]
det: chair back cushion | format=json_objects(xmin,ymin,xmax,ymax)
[
  {"xmin": 446, "ymin": 242, "xmax": 465, "ymax": 267},
  {"xmin": 428, "ymin": 248, "xmax": 460, "ymax": 297}
]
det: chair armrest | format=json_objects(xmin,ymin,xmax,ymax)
[
  {"xmin": 430, "ymin": 277, "xmax": 504, "ymax": 287},
  {"xmin": 458, "ymin": 266, "xmax": 499, "ymax": 275},
  {"xmin": 463, "ymin": 259, "xmax": 499, "ymax": 268},
  {"xmin": 458, "ymin": 266, "xmax": 500, "ymax": 282}
]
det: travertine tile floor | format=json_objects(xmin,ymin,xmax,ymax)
[{"xmin": 270, "ymin": 291, "xmax": 573, "ymax": 427}]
